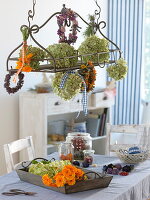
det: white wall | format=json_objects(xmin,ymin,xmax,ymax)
[{"xmin": 0, "ymin": 0, "xmax": 108, "ymax": 175}]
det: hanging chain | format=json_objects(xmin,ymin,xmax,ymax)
[
  {"xmin": 28, "ymin": 0, "xmax": 37, "ymax": 27},
  {"xmin": 94, "ymin": 0, "xmax": 101, "ymax": 25}
]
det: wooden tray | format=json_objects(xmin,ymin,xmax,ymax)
[{"xmin": 16, "ymin": 168, "xmax": 113, "ymax": 194}]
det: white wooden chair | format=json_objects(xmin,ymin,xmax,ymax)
[
  {"xmin": 105, "ymin": 123, "xmax": 150, "ymax": 155},
  {"xmin": 3, "ymin": 136, "xmax": 35, "ymax": 173}
]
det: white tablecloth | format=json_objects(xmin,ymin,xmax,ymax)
[{"xmin": 1, "ymin": 153, "xmax": 150, "ymax": 200}]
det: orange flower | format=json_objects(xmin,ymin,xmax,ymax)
[
  {"xmin": 88, "ymin": 60, "xmax": 94, "ymax": 66},
  {"xmin": 81, "ymin": 64, "xmax": 87, "ymax": 69},
  {"xmin": 75, "ymin": 169, "xmax": 84, "ymax": 180},
  {"xmin": 22, "ymin": 66, "xmax": 32, "ymax": 72},
  {"xmin": 42, "ymin": 174, "xmax": 52, "ymax": 186},
  {"xmin": 49, "ymin": 183, "xmax": 57, "ymax": 187},
  {"xmin": 62, "ymin": 168, "xmax": 76, "ymax": 181},
  {"xmin": 16, "ymin": 61, "xmax": 22, "ymax": 67},
  {"xmin": 54, "ymin": 172, "xmax": 63, "ymax": 180},
  {"xmin": 55, "ymin": 175, "xmax": 66, "ymax": 187},
  {"xmin": 66, "ymin": 178, "xmax": 76, "ymax": 186},
  {"xmin": 15, "ymin": 53, "xmax": 33, "ymax": 72},
  {"xmin": 27, "ymin": 53, "xmax": 33, "ymax": 59},
  {"xmin": 62, "ymin": 168, "xmax": 72, "ymax": 177},
  {"xmin": 64, "ymin": 165, "xmax": 77, "ymax": 173},
  {"xmin": 66, "ymin": 174, "xmax": 75, "ymax": 181}
]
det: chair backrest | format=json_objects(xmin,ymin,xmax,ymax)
[
  {"xmin": 3, "ymin": 136, "xmax": 35, "ymax": 173},
  {"xmin": 105, "ymin": 123, "xmax": 149, "ymax": 155}
]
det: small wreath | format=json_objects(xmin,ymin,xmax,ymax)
[
  {"xmin": 57, "ymin": 7, "xmax": 80, "ymax": 45},
  {"xmin": 4, "ymin": 71, "xmax": 24, "ymax": 94},
  {"xmin": 79, "ymin": 61, "xmax": 96, "ymax": 92}
]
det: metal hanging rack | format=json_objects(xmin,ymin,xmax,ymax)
[{"xmin": 6, "ymin": 0, "xmax": 121, "ymax": 74}]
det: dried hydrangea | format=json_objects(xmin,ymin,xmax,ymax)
[
  {"xmin": 107, "ymin": 58, "xmax": 128, "ymax": 81},
  {"xmin": 52, "ymin": 72, "xmax": 82, "ymax": 100},
  {"xmin": 78, "ymin": 35, "xmax": 109, "ymax": 63},
  {"xmin": 47, "ymin": 43, "xmax": 78, "ymax": 69},
  {"xmin": 20, "ymin": 45, "xmax": 45, "ymax": 70}
]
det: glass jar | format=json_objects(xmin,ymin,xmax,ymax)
[
  {"xmin": 66, "ymin": 132, "xmax": 92, "ymax": 160},
  {"xmin": 83, "ymin": 150, "xmax": 95, "ymax": 165},
  {"xmin": 58, "ymin": 142, "xmax": 74, "ymax": 161}
]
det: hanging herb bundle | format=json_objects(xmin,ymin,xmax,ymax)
[
  {"xmin": 79, "ymin": 61, "xmax": 96, "ymax": 92},
  {"xmin": 52, "ymin": 72, "xmax": 82, "ymax": 100},
  {"xmin": 83, "ymin": 15, "xmax": 96, "ymax": 38},
  {"xmin": 16, "ymin": 46, "xmax": 45, "ymax": 72},
  {"xmin": 107, "ymin": 58, "xmax": 128, "ymax": 81},
  {"xmin": 78, "ymin": 35, "xmax": 109, "ymax": 63}
]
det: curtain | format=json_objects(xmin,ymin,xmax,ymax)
[{"xmin": 107, "ymin": 0, "xmax": 144, "ymax": 125}]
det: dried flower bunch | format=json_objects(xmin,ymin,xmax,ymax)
[
  {"xmin": 79, "ymin": 61, "xmax": 96, "ymax": 92},
  {"xmin": 83, "ymin": 15, "xmax": 96, "ymax": 38},
  {"xmin": 78, "ymin": 35, "xmax": 109, "ymax": 63},
  {"xmin": 4, "ymin": 71, "xmax": 24, "ymax": 94},
  {"xmin": 52, "ymin": 72, "xmax": 82, "ymax": 100},
  {"xmin": 57, "ymin": 7, "xmax": 80, "ymax": 44},
  {"xmin": 47, "ymin": 43, "xmax": 78, "ymax": 69},
  {"xmin": 16, "ymin": 45, "xmax": 45, "ymax": 72},
  {"xmin": 107, "ymin": 58, "xmax": 128, "ymax": 80},
  {"xmin": 16, "ymin": 52, "xmax": 33, "ymax": 72},
  {"xmin": 42, "ymin": 164, "xmax": 85, "ymax": 187}
]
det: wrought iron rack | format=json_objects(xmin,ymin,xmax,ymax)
[{"xmin": 6, "ymin": 0, "xmax": 121, "ymax": 73}]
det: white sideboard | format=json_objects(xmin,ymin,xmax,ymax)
[{"xmin": 19, "ymin": 92, "xmax": 114, "ymax": 160}]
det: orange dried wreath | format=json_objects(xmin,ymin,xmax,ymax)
[{"xmin": 79, "ymin": 61, "xmax": 96, "ymax": 92}]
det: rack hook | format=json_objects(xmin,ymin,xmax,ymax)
[
  {"xmin": 61, "ymin": 4, "xmax": 67, "ymax": 14},
  {"xmin": 28, "ymin": 0, "xmax": 37, "ymax": 27}
]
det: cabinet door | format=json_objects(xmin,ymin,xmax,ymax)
[{"xmin": 19, "ymin": 93, "xmax": 47, "ymax": 160}]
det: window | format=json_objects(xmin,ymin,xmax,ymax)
[{"xmin": 144, "ymin": 0, "xmax": 150, "ymax": 101}]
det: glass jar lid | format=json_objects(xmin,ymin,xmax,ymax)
[
  {"xmin": 83, "ymin": 150, "xmax": 95, "ymax": 154},
  {"xmin": 67, "ymin": 132, "xmax": 91, "ymax": 137}
]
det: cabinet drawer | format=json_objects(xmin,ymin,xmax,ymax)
[
  {"xmin": 91, "ymin": 92, "xmax": 105, "ymax": 107},
  {"xmin": 70, "ymin": 94, "xmax": 82, "ymax": 112},
  {"xmin": 47, "ymin": 96, "xmax": 70, "ymax": 115}
]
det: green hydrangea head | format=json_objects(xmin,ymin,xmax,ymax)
[
  {"xmin": 52, "ymin": 72, "xmax": 82, "ymax": 100},
  {"xmin": 107, "ymin": 58, "xmax": 128, "ymax": 81},
  {"xmin": 29, "ymin": 160, "xmax": 71, "ymax": 178},
  {"xmin": 26, "ymin": 46, "xmax": 45, "ymax": 70},
  {"xmin": 47, "ymin": 43, "xmax": 78, "ymax": 69},
  {"xmin": 78, "ymin": 35, "xmax": 109, "ymax": 63}
]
